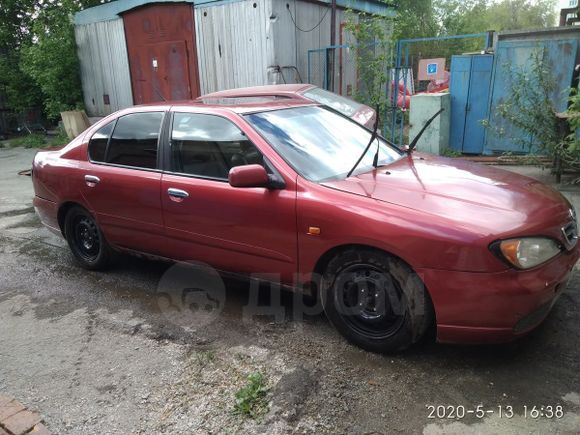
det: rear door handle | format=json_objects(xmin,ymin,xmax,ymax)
[
  {"xmin": 84, "ymin": 175, "xmax": 100, "ymax": 187},
  {"xmin": 167, "ymin": 188, "xmax": 189, "ymax": 200}
]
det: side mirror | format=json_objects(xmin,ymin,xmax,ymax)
[{"xmin": 228, "ymin": 164, "xmax": 269, "ymax": 188}]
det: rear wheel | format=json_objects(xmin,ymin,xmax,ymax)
[
  {"xmin": 320, "ymin": 248, "xmax": 433, "ymax": 353},
  {"xmin": 64, "ymin": 206, "xmax": 110, "ymax": 270}
]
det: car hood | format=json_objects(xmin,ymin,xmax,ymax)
[{"xmin": 321, "ymin": 153, "xmax": 572, "ymax": 237}]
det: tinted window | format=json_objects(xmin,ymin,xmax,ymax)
[
  {"xmin": 302, "ymin": 87, "xmax": 362, "ymax": 117},
  {"xmin": 88, "ymin": 121, "xmax": 114, "ymax": 162},
  {"xmin": 245, "ymin": 106, "xmax": 401, "ymax": 182},
  {"xmin": 106, "ymin": 112, "xmax": 164, "ymax": 169},
  {"xmin": 171, "ymin": 113, "xmax": 263, "ymax": 180}
]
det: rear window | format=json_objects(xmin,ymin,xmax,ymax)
[
  {"xmin": 106, "ymin": 112, "xmax": 164, "ymax": 169},
  {"xmin": 302, "ymin": 87, "xmax": 362, "ymax": 117}
]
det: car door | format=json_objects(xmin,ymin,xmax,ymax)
[
  {"xmin": 160, "ymin": 111, "xmax": 298, "ymax": 283},
  {"xmin": 79, "ymin": 110, "xmax": 167, "ymax": 255}
]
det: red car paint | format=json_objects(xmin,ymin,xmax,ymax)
[
  {"xmin": 32, "ymin": 100, "xmax": 579, "ymax": 345},
  {"xmin": 198, "ymin": 84, "xmax": 377, "ymax": 129}
]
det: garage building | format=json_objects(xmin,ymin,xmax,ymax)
[{"xmin": 74, "ymin": 0, "xmax": 394, "ymax": 116}]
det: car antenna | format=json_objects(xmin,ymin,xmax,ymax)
[
  {"xmin": 406, "ymin": 108, "xmax": 444, "ymax": 154},
  {"xmin": 346, "ymin": 105, "xmax": 380, "ymax": 178}
]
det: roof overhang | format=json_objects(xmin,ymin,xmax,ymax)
[{"xmin": 75, "ymin": 0, "xmax": 194, "ymax": 25}]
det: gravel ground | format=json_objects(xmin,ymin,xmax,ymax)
[{"xmin": 1, "ymin": 147, "xmax": 579, "ymax": 434}]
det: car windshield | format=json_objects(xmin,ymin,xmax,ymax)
[
  {"xmin": 245, "ymin": 106, "xmax": 402, "ymax": 182},
  {"xmin": 302, "ymin": 87, "xmax": 362, "ymax": 117}
]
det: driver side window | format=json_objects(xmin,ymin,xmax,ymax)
[{"xmin": 170, "ymin": 113, "xmax": 263, "ymax": 180}]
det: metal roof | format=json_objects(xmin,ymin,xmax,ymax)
[
  {"xmin": 75, "ymin": 0, "xmax": 194, "ymax": 25},
  {"xmin": 75, "ymin": 0, "xmax": 395, "ymax": 25}
]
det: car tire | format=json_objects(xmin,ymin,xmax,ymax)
[
  {"xmin": 64, "ymin": 205, "xmax": 111, "ymax": 270},
  {"xmin": 320, "ymin": 248, "xmax": 433, "ymax": 353}
]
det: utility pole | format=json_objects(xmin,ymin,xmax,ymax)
[{"xmin": 327, "ymin": 0, "xmax": 337, "ymax": 92}]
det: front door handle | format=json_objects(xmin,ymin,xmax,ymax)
[
  {"xmin": 84, "ymin": 175, "xmax": 100, "ymax": 187},
  {"xmin": 167, "ymin": 188, "xmax": 189, "ymax": 200}
]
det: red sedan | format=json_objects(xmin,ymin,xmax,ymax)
[
  {"xmin": 198, "ymin": 84, "xmax": 377, "ymax": 129},
  {"xmin": 32, "ymin": 99, "xmax": 578, "ymax": 352}
]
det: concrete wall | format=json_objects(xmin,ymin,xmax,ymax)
[{"xmin": 409, "ymin": 93, "xmax": 450, "ymax": 155}]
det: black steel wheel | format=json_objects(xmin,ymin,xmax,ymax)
[
  {"xmin": 321, "ymin": 248, "xmax": 433, "ymax": 353},
  {"xmin": 64, "ymin": 206, "xmax": 110, "ymax": 270}
]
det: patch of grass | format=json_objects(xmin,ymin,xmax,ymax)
[
  {"xmin": 233, "ymin": 371, "xmax": 269, "ymax": 419},
  {"xmin": 195, "ymin": 349, "xmax": 215, "ymax": 367},
  {"xmin": 8, "ymin": 133, "xmax": 47, "ymax": 149},
  {"xmin": 440, "ymin": 147, "xmax": 462, "ymax": 157},
  {"xmin": 50, "ymin": 128, "xmax": 71, "ymax": 147}
]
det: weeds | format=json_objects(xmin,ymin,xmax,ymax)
[
  {"xmin": 233, "ymin": 371, "xmax": 269, "ymax": 419},
  {"xmin": 440, "ymin": 147, "xmax": 462, "ymax": 157},
  {"xmin": 8, "ymin": 133, "xmax": 47, "ymax": 148},
  {"xmin": 195, "ymin": 350, "xmax": 215, "ymax": 367},
  {"xmin": 50, "ymin": 127, "xmax": 71, "ymax": 147}
]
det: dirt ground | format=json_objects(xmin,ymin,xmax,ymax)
[{"xmin": 1, "ymin": 147, "xmax": 579, "ymax": 434}]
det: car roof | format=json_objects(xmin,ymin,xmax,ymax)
[
  {"xmin": 131, "ymin": 99, "xmax": 317, "ymax": 115},
  {"xmin": 200, "ymin": 84, "xmax": 315, "ymax": 99}
]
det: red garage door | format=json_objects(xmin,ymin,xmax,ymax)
[{"xmin": 123, "ymin": 3, "xmax": 200, "ymax": 104}]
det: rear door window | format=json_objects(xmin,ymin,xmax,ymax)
[
  {"xmin": 106, "ymin": 112, "xmax": 164, "ymax": 169},
  {"xmin": 88, "ymin": 121, "xmax": 114, "ymax": 162}
]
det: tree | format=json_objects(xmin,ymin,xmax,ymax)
[
  {"xmin": 0, "ymin": 0, "xmax": 43, "ymax": 115},
  {"xmin": 0, "ymin": 0, "xmax": 107, "ymax": 122},
  {"xmin": 485, "ymin": 0, "xmax": 557, "ymax": 30},
  {"xmin": 393, "ymin": 0, "xmax": 439, "ymax": 40},
  {"xmin": 435, "ymin": 0, "xmax": 557, "ymax": 36}
]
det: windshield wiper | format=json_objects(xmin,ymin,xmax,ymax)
[
  {"xmin": 346, "ymin": 106, "xmax": 380, "ymax": 178},
  {"xmin": 406, "ymin": 108, "xmax": 444, "ymax": 154}
]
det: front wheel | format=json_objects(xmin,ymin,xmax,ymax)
[
  {"xmin": 320, "ymin": 248, "xmax": 433, "ymax": 353},
  {"xmin": 64, "ymin": 206, "xmax": 111, "ymax": 270}
]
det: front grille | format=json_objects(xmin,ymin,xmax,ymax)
[{"xmin": 561, "ymin": 221, "xmax": 578, "ymax": 250}]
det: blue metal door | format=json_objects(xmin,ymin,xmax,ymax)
[
  {"xmin": 485, "ymin": 38, "xmax": 578, "ymax": 154},
  {"xmin": 450, "ymin": 55, "xmax": 493, "ymax": 154},
  {"xmin": 463, "ymin": 55, "xmax": 493, "ymax": 153},
  {"xmin": 449, "ymin": 56, "xmax": 472, "ymax": 152}
]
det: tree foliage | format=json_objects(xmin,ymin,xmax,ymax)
[
  {"xmin": 0, "ymin": 0, "xmax": 107, "ymax": 122},
  {"xmin": 394, "ymin": 0, "xmax": 558, "ymax": 40},
  {"xmin": 344, "ymin": 10, "xmax": 394, "ymax": 119}
]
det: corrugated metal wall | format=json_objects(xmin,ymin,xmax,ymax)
[
  {"xmin": 75, "ymin": 19, "xmax": 134, "ymax": 117},
  {"xmin": 286, "ymin": 0, "xmax": 348, "ymax": 82},
  {"xmin": 195, "ymin": 0, "xmax": 354, "ymax": 94},
  {"xmin": 195, "ymin": 0, "xmax": 274, "ymax": 94}
]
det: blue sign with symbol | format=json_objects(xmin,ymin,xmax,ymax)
[{"xmin": 427, "ymin": 63, "xmax": 438, "ymax": 75}]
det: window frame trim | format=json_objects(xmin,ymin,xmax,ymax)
[
  {"xmin": 87, "ymin": 111, "xmax": 167, "ymax": 172},
  {"xmin": 166, "ymin": 111, "xmax": 267, "ymax": 183}
]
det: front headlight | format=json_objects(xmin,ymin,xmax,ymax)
[{"xmin": 492, "ymin": 237, "xmax": 562, "ymax": 269}]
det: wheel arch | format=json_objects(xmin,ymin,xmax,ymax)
[
  {"xmin": 312, "ymin": 243, "xmax": 437, "ymax": 323},
  {"xmin": 57, "ymin": 201, "xmax": 83, "ymax": 237}
]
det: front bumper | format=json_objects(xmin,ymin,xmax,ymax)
[{"xmin": 417, "ymin": 249, "xmax": 579, "ymax": 344}]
